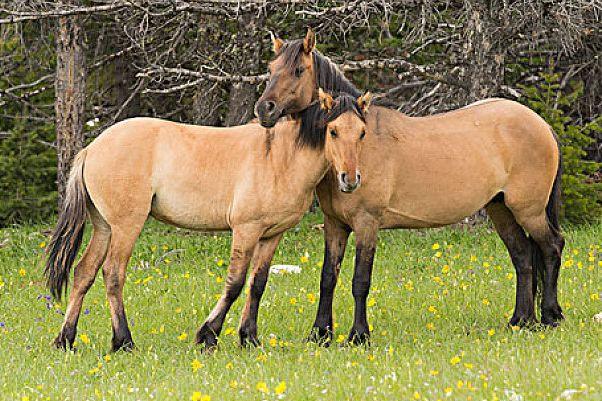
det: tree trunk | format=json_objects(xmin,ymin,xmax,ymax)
[
  {"xmin": 224, "ymin": 13, "xmax": 262, "ymax": 126},
  {"xmin": 192, "ymin": 82, "xmax": 223, "ymax": 126},
  {"xmin": 464, "ymin": 1, "xmax": 506, "ymax": 102},
  {"xmin": 55, "ymin": 0, "xmax": 86, "ymax": 209},
  {"xmin": 225, "ymin": 82, "xmax": 257, "ymax": 126},
  {"xmin": 114, "ymin": 54, "xmax": 140, "ymax": 121}
]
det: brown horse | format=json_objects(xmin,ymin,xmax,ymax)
[
  {"xmin": 45, "ymin": 90, "xmax": 372, "ymax": 351},
  {"xmin": 254, "ymin": 29, "xmax": 564, "ymax": 345}
]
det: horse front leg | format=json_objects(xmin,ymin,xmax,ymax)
[
  {"xmin": 308, "ymin": 215, "xmax": 350, "ymax": 346},
  {"xmin": 347, "ymin": 216, "xmax": 378, "ymax": 345},
  {"xmin": 238, "ymin": 233, "xmax": 283, "ymax": 347},
  {"xmin": 196, "ymin": 226, "xmax": 261, "ymax": 351}
]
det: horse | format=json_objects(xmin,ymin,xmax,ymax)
[
  {"xmin": 45, "ymin": 89, "xmax": 372, "ymax": 351},
  {"xmin": 253, "ymin": 29, "xmax": 564, "ymax": 345}
]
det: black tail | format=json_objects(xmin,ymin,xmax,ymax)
[
  {"xmin": 44, "ymin": 149, "xmax": 89, "ymax": 301},
  {"xmin": 532, "ymin": 128, "xmax": 563, "ymax": 298}
]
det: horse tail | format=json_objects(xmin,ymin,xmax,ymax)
[
  {"xmin": 546, "ymin": 128, "xmax": 563, "ymax": 233},
  {"xmin": 45, "ymin": 148, "xmax": 89, "ymax": 301},
  {"xmin": 532, "ymin": 127, "xmax": 563, "ymax": 298}
]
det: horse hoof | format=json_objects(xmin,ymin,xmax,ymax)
[
  {"xmin": 239, "ymin": 328, "xmax": 261, "ymax": 348},
  {"xmin": 508, "ymin": 314, "xmax": 537, "ymax": 328},
  {"xmin": 542, "ymin": 305, "xmax": 564, "ymax": 326},
  {"xmin": 196, "ymin": 324, "xmax": 218, "ymax": 352},
  {"xmin": 53, "ymin": 334, "xmax": 69, "ymax": 350},
  {"xmin": 111, "ymin": 338, "xmax": 135, "ymax": 353},
  {"xmin": 346, "ymin": 328, "xmax": 370, "ymax": 346},
  {"xmin": 53, "ymin": 324, "xmax": 76, "ymax": 350},
  {"xmin": 306, "ymin": 327, "xmax": 332, "ymax": 347}
]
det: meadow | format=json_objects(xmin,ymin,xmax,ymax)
[{"xmin": 0, "ymin": 213, "xmax": 600, "ymax": 401}]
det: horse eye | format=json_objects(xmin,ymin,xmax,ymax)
[
  {"xmin": 330, "ymin": 129, "xmax": 337, "ymax": 138},
  {"xmin": 295, "ymin": 66, "xmax": 305, "ymax": 77},
  {"xmin": 360, "ymin": 130, "xmax": 366, "ymax": 140}
]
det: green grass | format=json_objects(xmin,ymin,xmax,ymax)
[{"xmin": 0, "ymin": 213, "xmax": 600, "ymax": 401}]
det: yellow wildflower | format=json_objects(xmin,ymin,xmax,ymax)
[
  {"xmin": 191, "ymin": 359, "xmax": 204, "ymax": 372},
  {"xmin": 79, "ymin": 334, "xmax": 90, "ymax": 345},
  {"xmin": 450, "ymin": 355, "xmax": 461, "ymax": 365},
  {"xmin": 432, "ymin": 243, "xmax": 440, "ymax": 250},
  {"xmin": 255, "ymin": 381, "xmax": 269, "ymax": 393},
  {"xmin": 275, "ymin": 381, "xmax": 287, "ymax": 395},
  {"xmin": 177, "ymin": 332, "xmax": 188, "ymax": 341},
  {"xmin": 190, "ymin": 392, "xmax": 210, "ymax": 401}
]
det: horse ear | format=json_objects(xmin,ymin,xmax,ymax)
[
  {"xmin": 357, "ymin": 92, "xmax": 373, "ymax": 113},
  {"xmin": 270, "ymin": 31, "xmax": 284, "ymax": 54},
  {"xmin": 303, "ymin": 27, "xmax": 315, "ymax": 54},
  {"xmin": 319, "ymin": 88, "xmax": 334, "ymax": 111}
]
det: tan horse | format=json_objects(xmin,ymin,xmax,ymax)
[
  {"xmin": 254, "ymin": 29, "xmax": 564, "ymax": 345},
  {"xmin": 45, "ymin": 90, "xmax": 372, "ymax": 351}
]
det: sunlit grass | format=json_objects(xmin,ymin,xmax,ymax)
[{"xmin": 0, "ymin": 213, "xmax": 600, "ymax": 400}]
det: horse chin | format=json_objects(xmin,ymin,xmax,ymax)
[
  {"xmin": 258, "ymin": 109, "xmax": 284, "ymax": 128},
  {"xmin": 339, "ymin": 184, "xmax": 359, "ymax": 193},
  {"xmin": 259, "ymin": 118, "xmax": 278, "ymax": 128}
]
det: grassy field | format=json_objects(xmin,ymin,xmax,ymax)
[{"xmin": 0, "ymin": 213, "xmax": 600, "ymax": 401}]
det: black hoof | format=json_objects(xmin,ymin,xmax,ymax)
[
  {"xmin": 346, "ymin": 327, "xmax": 370, "ymax": 346},
  {"xmin": 307, "ymin": 326, "xmax": 332, "ymax": 347},
  {"xmin": 111, "ymin": 337, "xmax": 135, "ymax": 353},
  {"xmin": 53, "ymin": 325, "xmax": 76, "ymax": 350},
  {"xmin": 541, "ymin": 305, "xmax": 564, "ymax": 326},
  {"xmin": 239, "ymin": 326, "xmax": 261, "ymax": 348},
  {"xmin": 196, "ymin": 323, "xmax": 218, "ymax": 352},
  {"xmin": 508, "ymin": 313, "xmax": 537, "ymax": 328}
]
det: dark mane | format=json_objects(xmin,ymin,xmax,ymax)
[
  {"xmin": 278, "ymin": 40, "xmax": 361, "ymax": 98},
  {"xmin": 296, "ymin": 94, "xmax": 365, "ymax": 149}
]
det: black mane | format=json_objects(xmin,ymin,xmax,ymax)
[
  {"xmin": 278, "ymin": 39, "xmax": 361, "ymax": 98},
  {"xmin": 296, "ymin": 94, "xmax": 365, "ymax": 149}
]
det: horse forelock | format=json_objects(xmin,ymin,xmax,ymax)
[{"xmin": 297, "ymin": 94, "xmax": 365, "ymax": 149}]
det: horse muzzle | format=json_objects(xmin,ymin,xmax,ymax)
[
  {"xmin": 255, "ymin": 100, "xmax": 282, "ymax": 128},
  {"xmin": 338, "ymin": 172, "xmax": 361, "ymax": 193}
]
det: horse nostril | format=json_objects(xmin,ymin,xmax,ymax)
[
  {"xmin": 356, "ymin": 173, "xmax": 361, "ymax": 183},
  {"xmin": 265, "ymin": 101, "xmax": 276, "ymax": 113},
  {"xmin": 340, "ymin": 172, "xmax": 347, "ymax": 183}
]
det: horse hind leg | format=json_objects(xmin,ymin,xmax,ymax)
[
  {"xmin": 514, "ymin": 212, "xmax": 564, "ymax": 326},
  {"xmin": 54, "ymin": 205, "xmax": 110, "ymax": 350},
  {"xmin": 485, "ymin": 200, "xmax": 537, "ymax": 326},
  {"xmin": 102, "ymin": 216, "xmax": 147, "ymax": 352}
]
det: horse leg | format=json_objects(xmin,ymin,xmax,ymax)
[
  {"xmin": 102, "ymin": 220, "xmax": 145, "ymax": 352},
  {"xmin": 486, "ymin": 202, "xmax": 536, "ymax": 326},
  {"xmin": 238, "ymin": 233, "xmax": 283, "ymax": 347},
  {"xmin": 347, "ymin": 216, "xmax": 378, "ymax": 345},
  {"xmin": 53, "ymin": 207, "xmax": 110, "ymax": 350},
  {"xmin": 515, "ymin": 213, "xmax": 565, "ymax": 326},
  {"xmin": 308, "ymin": 215, "xmax": 350, "ymax": 345},
  {"xmin": 196, "ymin": 226, "xmax": 261, "ymax": 350}
]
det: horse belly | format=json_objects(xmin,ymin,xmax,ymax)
[
  {"xmin": 382, "ymin": 167, "xmax": 505, "ymax": 228},
  {"xmin": 150, "ymin": 190, "xmax": 231, "ymax": 231}
]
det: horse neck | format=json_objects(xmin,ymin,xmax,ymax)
[{"xmin": 269, "ymin": 122, "xmax": 329, "ymax": 191}]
